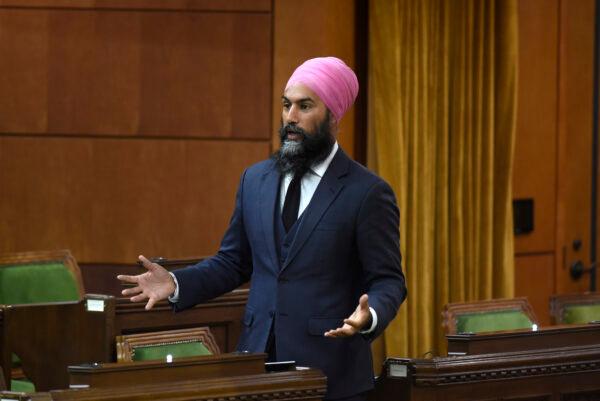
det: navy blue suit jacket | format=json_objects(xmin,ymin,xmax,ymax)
[{"xmin": 173, "ymin": 148, "xmax": 406, "ymax": 399}]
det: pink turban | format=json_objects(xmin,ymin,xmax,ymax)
[{"xmin": 285, "ymin": 57, "xmax": 359, "ymax": 123}]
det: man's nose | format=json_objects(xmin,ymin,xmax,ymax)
[{"xmin": 285, "ymin": 104, "xmax": 299, "ymax": 124}]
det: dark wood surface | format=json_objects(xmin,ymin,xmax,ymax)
[
  {"xmin": 0, "ymin": 287, "xmax": 248, "ymax": 391},
  {"xmin": 60, "ymin": 367, "xmax": 325, "ymax": 401},
  {"xmin": 79, "ymin": 257, "xmax": 206, "ymax": 296},
  {"xmin": 0, "ymin": 365, "xmax": 326, "ymax": 401},
  {"xmin": 68, "ymin": 353, "xmax": 266, "ymax": 388},
  {"xmin": 447, "ymin": 323, "xmax": 600, "ymax": 355},
  {"xmin": 114, "ymin": 288, "xmax": 248, "ymax": 353},
  {"xmin": 372, "ymin": 344, "xmax": 600, "ymax": 401},
  {"xmin": 0, "ymin": 295, "xmax": 116, "ymax": 391}
]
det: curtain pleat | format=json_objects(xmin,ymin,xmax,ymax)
[{"xmin": 368, "ymin": 0, "xmax": 518, "ymax": 363}]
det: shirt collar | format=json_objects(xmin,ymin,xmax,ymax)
[{"xmin": 310, "ymin": 141, "xmax": 339, "ymax": 178}]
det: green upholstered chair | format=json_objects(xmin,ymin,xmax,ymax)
[
  {"xmin": 0, "ymin": 250, "xmax": 84, "ymax": 392},
  {"xmin": 116, "ymin": 327, "xmax": 220, "ymax": 363},
  {"xmin": 442, "ymin": 297, "xmax": 539, "ymax": 335},
  {"xmin": 550, "ymin": 293, "xmax": 600, "ymax": 325}
]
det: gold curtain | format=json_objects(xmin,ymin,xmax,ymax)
[{"xmin": 368, "ymin": 0, "xmax": 518, "ymax": 363}]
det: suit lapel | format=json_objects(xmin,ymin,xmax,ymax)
[
  {"xmin": 282, "ymin": 149, "xmax": 350, "ymax": 271},
  {"xmin": 259, "ymin": 163, "xmax": 281, "ymax": 273}
]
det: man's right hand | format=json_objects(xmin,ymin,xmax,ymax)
[{"xmin": 117, "ymin": 255, "xmax": 176, "ymax": 310}]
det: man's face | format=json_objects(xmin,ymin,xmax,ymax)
[
  {"xmin": 273, "ymin": 84, "xmax": 335, "ymax": 175},
  {"xmin": 281, "ymin": 84, "xmax": 330, "ymax": 139}
]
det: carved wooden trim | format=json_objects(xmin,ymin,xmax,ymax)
[
  {"xmin": 116, "ymin": 327, "xmax": 220, "ymax": 362},
  {"xmin": 406, "ymin": 345, "xmax": 600, "ymax": 386}
]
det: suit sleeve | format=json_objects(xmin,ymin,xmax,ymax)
[
  {"xmin": 356, "ymin": 180, "xmax": 407, "ymax": 339},
  {"xmin": 172, "ymin": 169, "xmax": 253, "ymax": 311}
]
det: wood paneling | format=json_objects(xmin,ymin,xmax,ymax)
[
  {"xmin": 514, "ymin": 254, "xmax": 555, "ymax": 326},
  {"xmin": 0, "ymin": 0, "xmax": 272, "ymax": 12},
  {"xmin": 0, "ymin": 137, "xmax": 268, "ymax": 263},
  {"xmin": 513, "ymin": 0, "xmax": 558, "ymax": 255},
  {"xmin": 272, "ymin": 0, "xmax": 358, "ymax": 158},
  {"xmin": 0, "ymin": 1, "xmax": 277, "ymax": 264},
  {"xmin": 555, "ymin": 0, "xmax": 595, "ymax": 294},
  {"xmin": 0, "ymin": 8, "xmax": 271, "ymax": 138},
  {"xmin": 0, "ymin": 0, "xmax": 363, "ymax": 268},
  {"xmin": 514, "ymin": 0, "xmax": 597, "ymax": 299}
]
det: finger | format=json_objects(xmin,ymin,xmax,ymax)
[
  {"xmin": 117, "ymin": 274, "xmax": 139, "ymax": 284},
  {"xmin": 343, "ymin": 317, "xmax": 363, "ymax": 329},
  {"xmin": 359, "ymin": 294, "xmax": 369, "ymax": 310},
  {"xmin": 121, "ymin": 286, "xmax": 142, "ymax": 296},
  {"xmin": 324, "ymin": 329, "xmax": 352, "ymax": 338},
  {"xmin": 324, "ymin": 326, "xmax": 356, "ymax": 337},
  {"xmin": 145, "ymin": 297, "xmax": 157, "ymax": 310},
  {"xmin": 130, "ymin": 293, "xmax": 149, "ymax": 303},
  {"xmin": 138, "ymin": 255, "xmax": 155, "ymax": 271}
]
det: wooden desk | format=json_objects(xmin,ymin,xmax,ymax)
[
  {"xmin": 0, "ymin": 295, "xmax": 115, "ymax": 391},
  {"xmin": 447, "ymin": 323, "xmax": 600, "ymax": 355},
  {"xmin": 114, "ymin": 288, "xmax": 248, "ymax": 353},
  {"xmin": 68, "ymin": 353, "xmax": 266, "ymax": 388},
  {"xmin": 0, "ymin": 288, "xmax": 248, "ymax": 391},
  {"xmin": 372, "ymin": 344, "xmax": 600, "ymax": 401},
  {"xmin": 0, "ymin": 367, "xmax": 326, "ymax": 401}
]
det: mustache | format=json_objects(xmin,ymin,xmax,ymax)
[{"xmin": 279, "ymin": 124, "xmax": 307, "ymax": 139}]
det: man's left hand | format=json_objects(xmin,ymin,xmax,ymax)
[{"xmin": 324, "ymin": 294, "xmax": 371, "ymax": 338}]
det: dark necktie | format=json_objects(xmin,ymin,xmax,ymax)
[{"xmin": 282, "ymin": 172, "xmax": 304, "ymax": 232}]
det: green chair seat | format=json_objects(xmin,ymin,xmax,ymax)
[
  {"xmin": 132, "ymin": 341, "xmax": 212, "ymax": 362},
  {"xmin": 563, "ymin": 304, "xmax": 600, "ymax": 324},
  {"xmin": 0, "ymin": 262, "xmax": 80, "ymax": 305},
  {"xmin": 11, "ymin": 379, "xmax": 35, "ymax": 392},
  {"xmin": 456, "ymin": 310, "xmax": 534, "ymax": 334}
]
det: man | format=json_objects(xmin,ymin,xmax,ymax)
[{"xmin": 118, "ymin": 57, "xmax": 407, "ymax": 401}]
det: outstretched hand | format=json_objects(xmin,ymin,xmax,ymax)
[
  {"xmin": 116, "ymin": 255, "xmax": 176, "ymax": 310},
  {"xmin": 324, "ymin": 294, "xmax": 371, "ymax": 338}
]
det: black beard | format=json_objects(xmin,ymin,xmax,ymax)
[{"xmin": 271, "ymin": 114, "xmax": 335, "ymax": 176}]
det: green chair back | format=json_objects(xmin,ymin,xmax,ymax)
[
  {"xmin": 456, "ymin": 310, "xmax": 535, "ymax": 334},
  {"xmin": 10, "ymin": 379, "xmax": 35, "ymax": 392},
  {"xmin": 132, "ymin": 341, "xmax": 212, "ymax": 362},
  {"xmin": 0, "ymin": 262, "xmax": 81, "ymax": 305},
  {"xmin": 562, "ymin": 304, "xmax": 600, "ymax": 324},
  {"xmin": 0, "ymin": 250, "xmax": 83, "ymax": 392}
]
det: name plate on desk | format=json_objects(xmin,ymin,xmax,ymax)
[{"xmin": 447, "ymin": 323, "xmax": 600, "ymax": 355}]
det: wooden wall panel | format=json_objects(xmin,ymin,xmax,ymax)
[
  {"xmin": 0, "ymin": 0, "xmax": 272, "ymax": 12},
  {"xmin": 513, "ymin": 0, "xmax": 558, "ymax": 255},
  {"xmin": 0, "ymin": 0, "xmax": 364, "ymax": 267},
  {"xmin": 514, "ymin": 0, "xmax": 597, "ymax": 299},
  {"xmin": 514, "ymin": 254, "xmax": 555, "ymax": 325},
  {"xmin": 0, "ymin": 1, "xmax": 275, "ymax": 265},
  {"xmin": 0, "ymin": 137, "xmax": 268, "ymax": 263},
  {"xmin": 272, "ymin": 0, "xmax": 358, "ymax": 158},
  {"xmin": 555, "ymin": 0, "xmax": 595, "ymax": 294},
  {"xmin": 0, "ymin": 7, "xmax": 271, "ymax": 139}
]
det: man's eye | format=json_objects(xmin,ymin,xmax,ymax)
[
  {"xmin": 300, "ymin": 104, "xmax": 311, "ymax": 110},
  {"xmin": 283, "ymin": 103, "xmax": 290, "ymax": 110}
]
